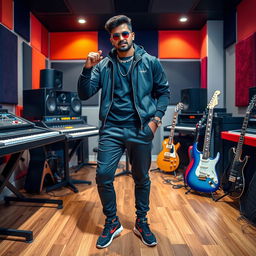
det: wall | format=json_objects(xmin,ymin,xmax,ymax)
[{"xmin": 225, "ymin": 0, "xmax": 256, "ymax": 115}]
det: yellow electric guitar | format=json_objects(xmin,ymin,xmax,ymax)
[{"xmin": 156, "ymin": 102, "xmax": 184, "ymax": 173}]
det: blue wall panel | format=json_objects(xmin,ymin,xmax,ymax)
[
  {"xmin": 14, "ymin": 0, "xmax": 30, "ymax": 42},
  {"xmin": 0, "ymin": 24, "xmax": 18, "ymax": 104}
]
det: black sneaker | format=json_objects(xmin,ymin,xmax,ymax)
[
  {"xmin": 96, "ymin": 217, "xmax": 123, "ymax": 249},
  {"xmin": 133, "ymin": 217, "xmax": 157, "ymax": 246}
]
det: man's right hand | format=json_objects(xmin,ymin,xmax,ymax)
[{"xmin": 84, "ymin": 50, "xmax": 103, "ymax": 69}]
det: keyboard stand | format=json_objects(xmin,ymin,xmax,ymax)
[
  {"xmin": 115, "ymin": 150, "xmax": 132, "ymax": 177},
  {"xmin": 0, "ymin": 151, "xmax": 63, "ymax": 243}
]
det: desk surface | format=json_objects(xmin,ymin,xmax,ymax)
[{"xmin": 221, "ymin": 131, "xmax": 256, "ymax": 147}]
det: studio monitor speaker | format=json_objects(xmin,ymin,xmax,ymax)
[
  {"xmin": 40, "ymin": 69, "xmax": 63, "ymax": 90},
  {"xmin": 181, "ymin": 88, "xmax": 207, "ymax": 113},
  {"xmin": 23, "ymin": 89, "xmax": 81, "ymax": 120}
]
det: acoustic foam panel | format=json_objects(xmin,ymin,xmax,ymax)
[
  {"xmin": 50, "ymin": 32, "xmax": 98, "ymax": 60},
  {"xmin": 159, "ymin": 31, "xmax": 201, "ymax": 59},
  {"xmin": 235, "ymin": 32, "xmax": 256, "ymax": 106},
  {"xmin": 98, "ymin": 30, "xmax": 158, "ymax": 57},
  {"xmin": 98, "ymin": 30, "xmax": 112, "ymax": 57},
  {"xmin": 32, "ymin": 48, "xmax": 46, "ymax": 89},
  {"xmin": 0, "ymin": 0, "xmax": 13, "ymax": 30},
  {"xmin": 51, "ymin": 62, "xmax": 99, "ymax": 106},
  {"xmin": 14, "ymin": 0, "xmax": 30, "ymax": 42},
  {"xmin": 134, "ymin": 30, "xmax": 158, "ymax": 57},
  {"xmin": 160, "ymin": 60, "xmax": 201, "ymax": 105},
  {"xmin": 41, "ymin": 25, "xmax": 49, "ymax": 57},
  {"xmin": 237, "ymin": 0, "xmax": 256, "ymax": 41},
  {"xmin": 22, "ymin": 42, "xmax": 32, "ymax": 90},
  {"xmin": 200, "ymin": 24, "xmax": 207, "ymax": 58},
  {"xmin": 0, "ymin": 24, "xmax": 18, "ymax": 104},
  {"xmin": 224, "ymin": 8, "xmax": 236, "ymax": 49},
  {"xmin": 31, "ymin": 14, "xmax": 42, "ymax": 52}
]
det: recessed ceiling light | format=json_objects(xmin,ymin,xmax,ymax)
[
  {"xmin": 179, "ymin": 16, "xmax": 188, "ymax": 23},
  {"xmin": 78, "ymin": 18, "xmax": 86, "ymax": 24}
]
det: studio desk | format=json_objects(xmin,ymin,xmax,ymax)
[
  {"xmin": 0, "ymin": 109, "xmax": 65, "ymax": 242},
  {"xmin": 31, "ymin": 115, "xmax": 99, "ymax": 193}
]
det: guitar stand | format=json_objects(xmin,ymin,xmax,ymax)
[
  {"xmin": 212, "ymin": 192, "xmax": 229, "ymax": 202},
  {"xmin": 0, "ymin": 152, "xmax": 63, "ymax": 243},
  {"xmin": 115, "ymin": 150, "xmax": 132, "ymax": 177}
]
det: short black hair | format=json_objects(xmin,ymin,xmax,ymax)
[{"xmin": 105, "ymin": 15, "xmax": 132, "ymax": 33}]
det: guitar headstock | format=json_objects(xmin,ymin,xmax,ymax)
[
  {"xmin": 175, "ymin": 102, "xmax": 184, "ymax": 112},
  {"xmin": 247, "ymin": 94, "xmax": 256, "ymax": 112},
  {"xmin": 207, "ymin": 90, "xmax": 221, "ymax": 109}
]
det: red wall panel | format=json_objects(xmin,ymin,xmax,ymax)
[
  {"xmin": 0, "ymin": 0, "xmax": 13, "ymax": 30},
  {"xmin": 237, "ymin": 0, "xmax": 256, "ymax": 41},
  {"xmin": 158, "ymin": 31, "xmax": 201, "ymax": 59},
  {"xmin": 31, "ymin": 14, "xmax": 41, "ymax": 52},
  {"xmin": 235, "ymin": 32, "xmax": 256, "ymax": 106},
  {"xmin": 200, "ymin": 24, "xmax": 207, "ymax": 58},
  {"xmin": 32, "ymin": 48, "xmax": 46, "ymax": 89},
  {"xmin": 41, "ymin": 24, "xmax": 49, "ymax": 57},
  {"xmin": 50, "ymin": 32, "xmax": 98, "ymax": 60}
]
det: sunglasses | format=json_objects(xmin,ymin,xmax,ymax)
[{"xmin": 111, "ymin": 31, "xmax": 131, "ymax": 41}]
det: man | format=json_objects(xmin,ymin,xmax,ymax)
[{"xmin": 77, "ymin": 15, "xmax": 170, "ymax": 249}]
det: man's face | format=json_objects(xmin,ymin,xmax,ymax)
[{"xmin": 110, "ymin": 23, "xmax": 134, "ymax": 52}]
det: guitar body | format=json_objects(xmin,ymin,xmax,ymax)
[
  {"xmin": 186, "ymin": 143, "xmax": 220, "ymax": 193},
  {"xmin": 156, "ymin": 138, "xmax": 180, "ymax": 173},
  {"xmin": 184, "ymin": 145, "xmax": 194, "ymax": 183},
  {"xmin": 221, "ymin": 147, "xmax": 248, "ymax": 198}
]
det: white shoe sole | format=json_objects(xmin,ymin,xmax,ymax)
[
  {"xmin": 133, "ymin": 227, "xmax": 157, "ymax": 247},
  {"xmin": 96, "ymin": 225, "xmax": 123, "ymax": 249}
]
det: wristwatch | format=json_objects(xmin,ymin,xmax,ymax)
[{"xmin": 151, "ymin": 116, "xmax": 162, "ymax": 127}]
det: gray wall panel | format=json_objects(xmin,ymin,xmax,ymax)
[{"xmin": 160, "ymin": 60, "xmax": 201, "ymax": 105}]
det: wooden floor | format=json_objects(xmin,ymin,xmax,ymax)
[{"xmin": 0, "ymin": 163, "xmax": 256, "ymax": 256}]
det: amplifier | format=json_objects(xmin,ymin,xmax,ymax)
[{"xmin": 23, "ymin": 89, "xmax": 82, "ymax": 120}]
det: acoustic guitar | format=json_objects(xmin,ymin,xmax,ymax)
[
  {"xmin": 221, "ymin": 94, "xmax": 256, "ymax": 198},
  {"xmin": 156, "ymin": 103, "xmax": 183, "ymax": 173},
  {"xmin": 186, "ymin": 90, "xmax": 221, "ymax": 193}
]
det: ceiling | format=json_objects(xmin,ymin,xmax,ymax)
[{"xmin": 25, "ymin": 0, "xmax": 242, "ymax": 32}]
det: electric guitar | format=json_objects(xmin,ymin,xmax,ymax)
[
  {"xmin": 221, "ymin": 94, "xmax": 256, "ymax": 198},
  {"xmin": 186, "ymin": 90, "xmax": 221, "ymax": 193},
  {"xmin": 156, "ymin": 102, "xmax": 184, "ymax": 173},
  {"xmin": 184, "ymin": 114, "xmax": 208, "ymax": 182}
]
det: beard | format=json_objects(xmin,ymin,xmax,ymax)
[{"xmin": 116, "ymin": 40, "xmax": 133, "ymax": 52}]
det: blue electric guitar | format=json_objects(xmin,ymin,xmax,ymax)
[{"xmin": 186, "ymin": 90, "xmax": 221, "ymax": 193}]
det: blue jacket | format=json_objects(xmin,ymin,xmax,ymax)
[{"xmin": 77, "ymin": 44, "xmax": 170, "ymax": 128}]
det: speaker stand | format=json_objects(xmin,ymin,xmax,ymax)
[{"xmin": 115, "ymin": 150, "xmax": 132, "ymax": 177}]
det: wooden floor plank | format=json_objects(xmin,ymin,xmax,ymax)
[{"xmin": 0, "ymin": 164, "xmax": 256, "ymax": 256}]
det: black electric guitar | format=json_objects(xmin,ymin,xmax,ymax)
[{"xmin": 221, "ymin": 94, "xmax": 256, "ymax": 199}]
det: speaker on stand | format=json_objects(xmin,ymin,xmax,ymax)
[{"xmin": 40, "ymin": 69, "xmax": 63, "ymax": 90}]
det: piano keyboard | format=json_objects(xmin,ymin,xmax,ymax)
[
  {"xmin": 0, "ymin": 131, "xmax": 60, "ymax": 146},
  {"xmin": 67, "ymin": 129, "xmax": 99, "ymax": 138},
  {"xmin": 55, "ymin": 126, "xmax": 97, "ymax": 133}
]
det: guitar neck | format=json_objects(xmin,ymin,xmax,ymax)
[
  {"xmin": 169, "ymin": 112, "xmax": 179, "ymax": 144},
  {"xmin": 202, "ymin": 108, "xmax": 214, "ymax": 159},
  {"xmin": 233, "ymin": 112, "xmax": 250, "ymax": 161}
]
